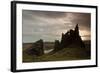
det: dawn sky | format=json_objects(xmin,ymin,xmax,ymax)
[{"xmin": 22, "ymin": 10, "xmax": 91, "ymax": 43}]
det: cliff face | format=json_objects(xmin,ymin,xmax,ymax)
[{"xmin": 54, "ymin": 24, "xmax": 85, "ymax": 52}]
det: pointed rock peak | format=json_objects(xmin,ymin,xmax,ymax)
[
  {"xmin": 75, "ymin": 24, "xmax": 79, "ymax": 30},
  {"xmin": 62, "ymin": 33, "xmax": 64, "ymax": 36},
  {"xmin": 76, "ymin": 24, "xmax": 78, "ymax": 27},
  {"xmin": 75, "ymin": 24, "xmax": 79, "ymax": 35}
]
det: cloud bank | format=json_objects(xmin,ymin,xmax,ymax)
[{"xmin": 22, "ymin": 10, "xmax": 91, "ymax": 43}]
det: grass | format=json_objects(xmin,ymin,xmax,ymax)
[{"xmin": 23, "ymin": 47, "xmax": 90, "ymax": 63}]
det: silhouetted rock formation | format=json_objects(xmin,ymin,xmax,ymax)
[
  {"xmin": 54, "ymin": 24, "xmax": 85, "ymax": 52},
  {"xmin": 54, "ymin": 40, "xmax": 61, "ymax": 52},
  {"xmin": 26, "ymin": 39, "xmax": 44, "ymax": 56}
]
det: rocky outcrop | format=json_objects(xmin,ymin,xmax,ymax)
[
  {"xmin": 54, "ymin": 24, "xmax": 85, "ymax": 52},
  {"xmin": 25, "ymin": 24, "xmax": 85, "ymax": 55},
  {"xmin": 53, "ymin": 40, "xmax": 61, "ymax": 52},
  {"xmin": 61, "ymin": 24, "xmax": 85, "ymax": 48},
  {"xmin": 26, "ymin": 39, "xmax": 44, "ymax": 56}
]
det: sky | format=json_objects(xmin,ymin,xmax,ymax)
[{"xmin": 22, "ymin": 10, "xmax": 91, "ymax": 43}]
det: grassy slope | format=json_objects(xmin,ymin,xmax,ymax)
[{"xmin": 23, "ymin": 47, "xmax": 90, "ymax": 62}]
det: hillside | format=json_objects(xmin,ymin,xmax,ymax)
[
  {"xmin": 23, "ymin": 44, "xmax": 90, "ymax": 62},
  {"xmin": 23, "ymin": 24, "xmax": 91, "ymax": 62}
]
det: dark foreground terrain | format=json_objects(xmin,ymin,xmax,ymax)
[{"xmin": 22, "ymin": 40, "xmax": 91, "ymax": 63}]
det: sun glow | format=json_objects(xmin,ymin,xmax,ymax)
[
  {"xmin": 79, "ymin": 30, "xmax": 90, "ymax": 40},
  {"xmin": 56, "ymin": 29, "xmax": 90, "ymax": 41}
]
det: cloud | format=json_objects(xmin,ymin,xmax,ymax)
[{"xmin": 22, "ymin": 10, "xmax": 91, "ymax": 43}]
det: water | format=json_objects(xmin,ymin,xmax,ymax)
[{"xmin": 44, "ymin": 49, "xmax": 54, "ymax": 54}]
